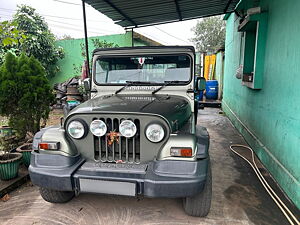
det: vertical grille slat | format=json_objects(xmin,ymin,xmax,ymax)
[
  {"xmin": 93, "ymin": 117, "xmax": 140, "ymax": 164},
  {"xmin": 132, "ymin": 137, "xmax": 135, "ymax": 163},
  {"xmin": 111, "ymin": 119, "xmax": 115, "ymax": 161},
  {"xmin": 94, "ymin": 136, "xmax": 100, "ymax": 161},
  {"xmin": 105, "ymin": 134, "xmax": 108, "ymax": 161},
  {"xmin": 119, "ymin": 135, "xmax": 122, "ymax": 161},
  {"xmin": 126, "ymin": 138, "xmax": 129, "ymax": 162}
]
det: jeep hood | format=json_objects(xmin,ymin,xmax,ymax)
[{"xmin": 68, "ymin": 94, "xmax": 191, "ymax": 131}]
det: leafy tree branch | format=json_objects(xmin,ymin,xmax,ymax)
[
  {"xmin": 191, "ymin": 16, "xmax": 226, "ymax": 53},
  {"xmin": 0, "ymin": 5, "xmax": 64, "ymax": 78}
]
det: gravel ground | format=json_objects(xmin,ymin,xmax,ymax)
[{"xmin": 0, "ymin": 108, "xmax": 288, "ymax": 225}]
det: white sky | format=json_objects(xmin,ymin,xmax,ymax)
[{"xmin": 0, "ymin": 0, "xmax": 200, "ymax": 46}]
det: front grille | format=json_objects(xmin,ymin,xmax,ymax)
[{"xmin": 93, "ymin": 118, "xmax": 140, "ymax": 164}]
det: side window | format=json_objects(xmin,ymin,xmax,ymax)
[
  {"xmin": 238, "ymin": 12, "xmax": 268, "ymax": 89},
  {"xmin": 95, "ymin": 60, "xmax": 109, "ymax": 83},
  {"xmin": 243, "ymin": 26, "xmax": 257, "ymax": 82}
]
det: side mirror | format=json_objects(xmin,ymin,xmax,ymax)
[
  {"xmin": 196, "ymin": 77, "xmax": 206, "ymax": 91},
  {"xmin": 83, "ymin": 78, "xmax": 91, "ymax": 91}
]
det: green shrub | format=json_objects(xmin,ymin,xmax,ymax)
[{"xmin": 0, "ymin": 52, "xmax": 54, "ymax": 137}]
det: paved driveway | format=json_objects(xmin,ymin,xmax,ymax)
[{"xmin": 0, "ymin": 108, "xmax": 288, "ymax": 225}]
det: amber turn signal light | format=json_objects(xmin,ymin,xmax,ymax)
[
  {"xmin": 170, "ymin": 147, "xmax": 193, "ymax": 157},
  {"xmin": 180, "ymin": 148, "xmax": 193, "ymax": 157},
  {"xmin": 39, "ymin": 142, "xmax": 60, "ymax": 150}
]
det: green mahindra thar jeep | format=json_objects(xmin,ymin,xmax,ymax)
[{"xmin": 29, "ymin": 46, "xmax": 211, "ymax": 217}]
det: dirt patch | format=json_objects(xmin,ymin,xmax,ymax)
[
  {"xmin": 0, "ymin": 109, "xmax": 63, "ymax": 131},
  {"xmin": 46, "ymin": 109, "xmax": 64, "ymax": 127}
]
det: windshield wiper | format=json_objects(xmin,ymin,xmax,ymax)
[
  {"xmin": 152, "ymin": 81, "xmax": 181, "ymax": 95},
  {"xmin": 115, "ymin": 81, "xmax": 153, "ymax": 95}
]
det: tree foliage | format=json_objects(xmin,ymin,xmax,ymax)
[
  {"xmin": 191, "ymin": 16, "xmax": 226, "ymax": 53},
  {"xmin": 0, "ymin": 52, "xmax": 54, "ymax": 136},
  {"xmin": 0, "ymin": 20, "xmax": 27, "ymax": 63},
  {"xmin": 73, "ymin": 39, "xmax": 119, "ymax": 75},
  {"xmin": 12, "ymin": 5, "xmax": 64, "ymax": 78},
  {"xmin": 80, "ymin": 39, "xmax": 119, "ymax": 58}
]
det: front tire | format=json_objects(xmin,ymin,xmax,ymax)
[
  {"xmin": 40, "ymin": 187, "xmax": 74, "ymax": 203},
  {"xmin": 183, "ymin": 163, "xmax": 212, "ymax": 217}
]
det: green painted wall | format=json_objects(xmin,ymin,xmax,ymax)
[
  {"xmin": 215, "ymin": 51, "xmax": 224, "ymax": 99},
  {"xmin": 223, "ymin": 0, "xmax": 300, "ymax": 208},
  {"xmin": 51, "ymin": 32, "xmax": 133, "ymax": 85}
]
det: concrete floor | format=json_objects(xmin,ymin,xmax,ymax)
[{"xmin": 0, "ymin": 108, "xmax": 289, "ymax": 225}]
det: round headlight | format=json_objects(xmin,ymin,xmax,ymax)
[
  {"xmin": 67, "ymin": 120, "xmax": 85, "ymax": 139},
  {"xmin": 119, "ymin": 120, "xmax": 137, "ymax": 138},
  {"xmin": 146, "ymin": 124, "xmax": 165, "ymax": 143},
  {"xmin": 90, "ymin": 120, "xmax": 107, "ymax": 137}
]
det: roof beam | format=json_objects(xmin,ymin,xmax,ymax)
[
  {"xmin": 174, "ymin": 0, "xmax": 182, "ymax": 21},
  {"xmin": 102, "ymin": 0, "xmax": 137, "ymax": 27},
  {"xmin": 224, "ymin": 0, "xmax": 233, "ymax": 13},
  {"xmin": 118, "ymin": 11, "xmax": 229, "ymax": 29},
  {"xmin": 117, "ymin": 5, "xmax": 227, "ymax": 23}
]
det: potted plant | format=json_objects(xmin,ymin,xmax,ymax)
[
  {"xmin": 0, "ymin": 136, "xmax": 22, "ymax": 180},
  {"xmin": 16, "ymin": 142, "xmax": 32, "ymax": 167},
  {"xmin": 0, "ymin": 53, "xmax": 54, "ymax": 170},
  {"xmin": 0, "ymin": 126, "xmax": 13, "ymax": 137}
]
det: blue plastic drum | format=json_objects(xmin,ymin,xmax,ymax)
[
  {"xmin": 196, "ymin": 90, "xmax": 203, "ymax": 101},
  {"xmin": 205, "ymin": 80, "xmax": 218, "ymax": 100}
]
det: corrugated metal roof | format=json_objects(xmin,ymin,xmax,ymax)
[{"xmin": 85, "ymin": 0, "xmax": 240, "ymax": 28}]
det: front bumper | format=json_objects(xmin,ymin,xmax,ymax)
[{"xmin": 29, "ymin": 151, "xmax": 209, "ymax": 198}]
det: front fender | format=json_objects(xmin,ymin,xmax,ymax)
[
  {"xmin": 156, "ymin": 125, "xmax": 209, "ymax": 161},
  {"xmin": 33, "ymin": 126, "xmax": 78, "ymax": 156},
  {"xmin": 195, "ymin": 125, "xmax": 209, "ymax": 159}
]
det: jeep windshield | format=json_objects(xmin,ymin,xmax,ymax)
[{"xmin": 94, "ymin": 54, "xmax": 191, "ymax": 85}]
